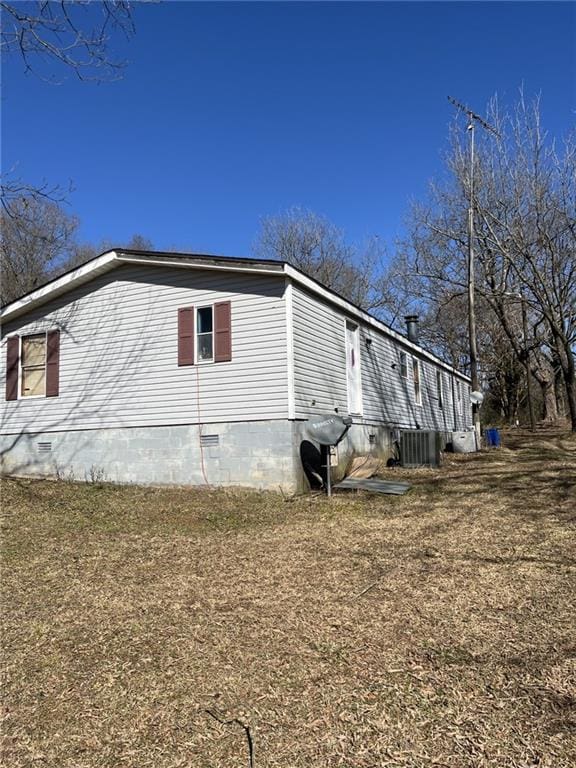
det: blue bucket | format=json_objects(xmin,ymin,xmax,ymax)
[{"xmin": 485, "ymin": 428, "xmax": 501, "ymax": 448}]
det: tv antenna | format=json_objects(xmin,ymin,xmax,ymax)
[
  {"xmin": 448, "ymin": 96, "xmax": 500, "ymax": 137},
  {"xmin": 448, "ymin": 96, "xmax": 500, "ymax": 446}
]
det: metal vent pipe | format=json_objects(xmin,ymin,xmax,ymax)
[{"xmin": 404, "ymin": 315, "xmax": 419, "ymax": 344}]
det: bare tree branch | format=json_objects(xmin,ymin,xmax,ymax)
[
  {"xmin": 1, "ymin": 0, "xmax": 135, "ymax": 82},
  {"xmin": 253, "ymin": 207, "xmax": 386, "ymax": 312}
]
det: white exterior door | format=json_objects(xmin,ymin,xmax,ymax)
[{"xmin": 346, "ymin": 321, "xmax": 362, "ymax": 415}]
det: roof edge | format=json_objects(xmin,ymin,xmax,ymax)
[
  {"xmin": 0, "ymin": 250, "xmax": 285, "ymax": 324},
  {"xmin": 1, "ymin": 248, "xmax": 470, "ymax": 383},
  {"xmin": 284, "ymin": 266, "xmax": 470, "ymax": 382},
  {"xmin": 115, "ymin": 251, "xmax": 285, "ymax": 275},
  {"xmin": 115, "ymin": 248, "xmax": 284, "ymax": 268},
  {"xmin": 1, "ymin": 250, "xmax": 120, "ymax": 324}
]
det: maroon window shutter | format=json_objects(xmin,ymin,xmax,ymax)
[
  {"xmin": 46, "ymin": 330, "xmax": 60, "ymax": 397},
  {"xmin": 214, "ymin": 301, "xmax": 232, "ymax": 362},
  {"xmin": 178, "ymin": 307, "xmax": 195, "ymax": 366},
  {"xmin": 5, "ymin": 336, "xmax": 19, "ymax": 401}
]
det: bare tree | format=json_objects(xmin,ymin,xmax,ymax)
[
  {"xmin": 253, "ymin": 207, "xmax": 384, "ymax": 311},
  {"xmin": 61, "ymin": 232, "xmax": 155, "ymax": 272},
  {"xmin": 471, "ymin": 96, "xmax": 576, "ymax": 429},
  {"xmin": 0, "ymin": 194, "xmax": 154, "ymax": 305},
  {"xmin": 392, "ymin": 93, "xmax": 576, "ymax": 430},
  {"xmin": 482, "ymin": 324, "xmax": 525, "ymax": 425},
  {"xmin": 1, "ymin": 196, "xmax": 78, "ymax": 305},
  {"xmin": 123, "ymin": 233, "xmax": 154, "ymax": 251}
]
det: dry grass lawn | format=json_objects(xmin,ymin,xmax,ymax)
[{"xmin": 1, "ymin": 430, "xmax": 575, "ymax": 767}]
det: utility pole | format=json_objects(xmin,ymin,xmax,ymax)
[{"xmin": 448, "ymin": 96, "xmax": 500, "ymax": 446}]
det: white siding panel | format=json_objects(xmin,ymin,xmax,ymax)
[
  {"xmin": 361, "ymin": 332, "xmax": 421, "ymax": 427},
  {"xmin": 361, "ymin": 333, "xmax": 471, "ymax": 430},
  {"xmin": 1, "ymin": 266, "xmax": 288, "ymax": 433},
  {"xmin": 292, "ymin": 283, "xmax": 472, "ymax": 431},
  {"xmin": 292, "ymin": 286, "xmax": 348, "ymax": 417}
]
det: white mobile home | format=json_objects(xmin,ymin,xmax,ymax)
[{"xmin": 1, "ymin": 250, "xmax": 472, "ymax": 490}]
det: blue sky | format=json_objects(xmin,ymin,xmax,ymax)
[{"xmin": 3, "ymin": 1, "xmax": 575, "ymax": 259}]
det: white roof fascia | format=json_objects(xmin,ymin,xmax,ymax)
[
  {"xmin": 1, "ymin": 250, "xmax": 119, "ymax": 324},
  {"xmin": 283, "ymin": 265, "xmax": 470, "ymax": 383}
]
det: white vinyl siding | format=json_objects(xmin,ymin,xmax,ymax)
[
  {"xmin": 291, "ymin": 285, "xmax": 348, "ymax": 418},
  {"xmin": 1, "ymin": 265, "xmax": 288, "ymax": 434},
  {"xmin": 2, "ymin": 265, "xmax": 472, "ymax": 437},
  {"xmin": 360, "ymin": 331, "xmax": 432, "ymax": 428},
  {"xmin": 292, "ymin": 283, "xmax": 471, "ymax": 431}
]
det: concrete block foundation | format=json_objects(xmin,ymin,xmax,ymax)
[{"xmin": 0, "ymin": 419, "xmax": 395, "ymax": 492}]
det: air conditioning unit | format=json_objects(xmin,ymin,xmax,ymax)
[{"xmin": 400, "ymin": 430, "xmax": 440, "ymax": 468}]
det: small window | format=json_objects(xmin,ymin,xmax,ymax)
[
  {"xmin": 400, "ymin": 352, "xmax": 408, "ymax": 379},
  {"xmin": 436, "ymin": 370, "xmax": 443, "ymax": 409},
  {"xmin": 456, "ymin": 381, "xmax": 461, "ymax": 413},
  {"xmin": 196, "ymin": 306, "xmax": 214, "ymax": 362},
  {"xmin": 21, "ymin": 334, "xmax": 46, "ymax": 397},
  {"xmin": 412, "ymin": 358, "xmax": 421, "ymax": 405}
]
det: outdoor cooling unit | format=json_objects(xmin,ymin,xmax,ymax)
[
  {"xmin": 400, "ymin": 430, "xmax": 441, "ymax": 468},
  {"xmin": 306, "ymin": 414, "xmax": 353, "ymax": 496}
]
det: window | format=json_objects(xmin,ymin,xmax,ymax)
[
  {"xmin": 400, "ymin": 352, "xmax": 408, "ymax": 379},
  {"xmin": 456, "ymin": 381, "xmax": 461, "ymax": 413},
  {"xmin": 436, "ymin": 370, "xmax": 443, "ymax": 409},
  {"xmin": 5, "ymin": 330, "xmax": 59, "ymax": 402},
  {"xmin": 21, "ymin": 334, "xmax": 47, "ymax": 397},
  {"xmin": 412, "ymin": 358, "xmax": 422, "ymax": 405},
  {"xmin": 196, "ymin": 306, "xmax": 214, "ymax": 362},
  {"xmin": 177, "ymin": 302, "xmax": 231, "ymax": 367}
]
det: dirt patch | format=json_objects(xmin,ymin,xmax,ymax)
[{"xmin": 2, "ymin": 432, "xmax": 575, "ymax": 766}]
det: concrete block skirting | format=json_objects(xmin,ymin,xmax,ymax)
[{"xmin": 0, "ymin": 419, "xmax": 396, "ymax": 492}]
